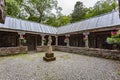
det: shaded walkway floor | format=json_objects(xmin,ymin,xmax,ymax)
[{"xmin": 0, "ymin": 51, "xmax": 120, "ymax": 80}]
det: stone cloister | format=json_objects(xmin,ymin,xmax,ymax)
[{"xmin": 0, "ymin": 10, "xmax": 120, "ymax": 60}]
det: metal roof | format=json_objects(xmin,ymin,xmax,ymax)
[
  {"xmin": 0, "ymin": 17, "xmax": 57, "ymax": 34},
  {"xmin": 0, "ymin": 10, "xmax": 120, "ymax": 35},
  {"xmin": 57, "ymin": 10, "xmax": 120, "ymax": 34}
]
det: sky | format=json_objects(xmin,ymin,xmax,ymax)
[{"xmin": 57, "ymin": 0, "xmax": 100, "ymax": 15}]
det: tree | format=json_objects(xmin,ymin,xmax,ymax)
[
  {"xmin": 23, "ymin": 0, "xmax": 61, "ymax": 23},
  {"xmin": 45, "ymin": 15, "xmax": 70, "ymax": 27},
  {"xmin": 85, "ymin": 0, "xmax": 118, "ymax": 19},
  {"xmin": 58, "ymin": 16, "xmax": 71, "ymax": 26},
  {"xmin": 6, "ymin": 0, "xmax": 21, "ymax": 18},
  {"xmin": 6, "ymin": 0, "xmax": 118, "ymax": 27},
  {"xmin": 71, "ymin": 1, "xmax": 85, "ymax": 23}
]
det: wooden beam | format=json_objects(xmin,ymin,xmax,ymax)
[
  {"xmin": 0, "ymin": 28, "xmax": 54, "ymax": 35},
  {"xmin": 57, "ymin": 26, "xmax": 120, "ymax": 36}
]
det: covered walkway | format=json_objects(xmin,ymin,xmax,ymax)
[{"xmin": 0, "ymin": 10, "xmax": 120, "ymax": 52}]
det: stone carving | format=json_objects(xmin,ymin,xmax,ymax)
[
  {"xmin": 47, "ymin": 36, "xmax": 52, "ymax": 46},
  {"xmin": 47, "ymin": 36, "xmax": 52, "ymax": 53},
  {"xmin": 0, "ymin": 0, "xmax": 6, "ymax": 23},
  {"xmin": 43, "ymin": 35, "xmax": 56, "ymax": 62}
]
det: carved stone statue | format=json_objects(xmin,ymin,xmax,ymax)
[
  {"xmin": 47, "ymin": 36, "xmax": 52, "ymax": 46},
  {"xmin": 47, "ymin": 36, "xmax": 53, "ymax": 53},
  {"xmin": 0, "ymin": 0, "xmax": 6, "ymax": 23}
]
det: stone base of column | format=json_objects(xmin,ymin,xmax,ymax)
[{"xmin": 43, "ymin": 53, "xmax": 56, "ymax": 62}]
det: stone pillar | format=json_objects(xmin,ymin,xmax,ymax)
[
  {"xmin": 83, "ymin": 32, "xmax": 90, "ymax": 48},
  {"xmin": 55, "ymin": 36, "xmax": 58, "ymax": 46},
  {"xmin": 65, "ymin": 34, "xmax": 70, "ymax": 47},
  {"xmin": 41, "ymin": 34, "xmax": 45, "ymax": 46},
  {"xmin": 18, "ymin": 32, "xmax": 25, "ymax": 46}
]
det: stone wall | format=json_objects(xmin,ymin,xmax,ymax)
[
  {"xmin": 36, "ymin": 46, "xmax": 120, "ymax": 60},
  {"xmin": 36, "ymin": 46, "xmax": 55, "ymax": 52},
  {"xmin": 54, "ymin": 46, "xmax": 120, "ymax": 60},
  {"xmin": 0, "ymin": 46, "xmax": 28, "ymax": 56},
  {"xmin": 36, "ymin": 46, "xmax": 48, "ymax": 52}
]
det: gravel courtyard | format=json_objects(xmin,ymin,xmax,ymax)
[{"xmin": 0, "ymin": 51, "xmax": 120, "ymax": 80}]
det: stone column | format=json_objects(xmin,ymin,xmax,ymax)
[
  {"xmin": 65, "ymin": 34, "xmax": 70, "ymax": 47},
  {"xmin": 55, "ymin": 36, "xmax": 58, "ymax": 46},
  {"xmin": 83, "ymin": 32, "xmax": 90, "ymax": 48},
  {"xmin": 41, "ymin": 34, "xmax": 45, "ymax": 46},
  {"xmin": 18, "ymin": 32, "xmax": 25, "ymax": 46}
]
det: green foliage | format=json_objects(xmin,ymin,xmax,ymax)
[
  {"xmin": 118, "ymin": 71, "xmax": 120, "ymax": 75},
  {"xmin": 45, "ymin": 15, "xmax": 70, "ymax": 27},
  {"xmin": 71, "ymin": 1, "xmax": 85, "ymax": 23},
  {"xmin": 71, "ymin": 0, "xmax": 118, "ymax": 23},
  {"xmin": 106, "ymin": 30, "xmax": 120, "ymax": 44},
  {"xmin": 6, "ymin": 0, "xmax": 118, "ymax": 27},
  {"xmin": 84, "ymin": 0, "xmax": 118, "ymax": 19},
  {"xmin": 106, "ymin": 37, "xmax": 116, "ymax": 44},
  {"xmin": 19, "ymin": 38, "xmax": 27, "ymax": 44},
  {"xmin": 27, "ymin": 16, "xmax": 39, "ymax": 22},
  {"xmin": 116, "ymin": 38, "xmax": 120, "ymax": 44},
  {"xmin": 6, "ymin": 0, "xmax": 21, "ymax": 18},
  {"xmin": 23, "ymin": 0, "xmax": 61, "ymax": 23}
]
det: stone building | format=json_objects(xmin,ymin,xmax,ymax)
[{"xmin": 0, "ymin": 10, "xmax": 120, "ymax": 56}]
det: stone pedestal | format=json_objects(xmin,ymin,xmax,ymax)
[{"xmin": 43, "ymin": 53, "xmax": 56, "ymax": 62}]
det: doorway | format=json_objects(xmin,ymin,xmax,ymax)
[{"xmin": 26, "ymin": 34, "xmax": 37, "ymax": 51}]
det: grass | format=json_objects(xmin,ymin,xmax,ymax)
[
  {"xmin": 0, "ymin": 52, "xmax": 45, "ymax": 61},
  {"xmin": 0, "ymin": 57, "xmax": 5, "ymax": 61},
  {"xmin": 117, "ymin": 71, "xmax": 120, "ymax": 75},
  {"xmin": 60, "ymin": 54, "xmax": 70, "ymax": 60}
]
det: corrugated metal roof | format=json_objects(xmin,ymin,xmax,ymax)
[
  {"xmin": 57, "ymin": 10, "xmax": 120, "ymax": 34},
  {"xmin": 0, "ymin": 10, "xmax": 120, "ymax": 35},
  {"xmin": 0, "ymin": 17, "xmax": 57, "ymax": 34}
]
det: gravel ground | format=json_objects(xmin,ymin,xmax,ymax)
[{"xmin": 0, "ymin": 51, "xmax": 120, "ymax": 80}]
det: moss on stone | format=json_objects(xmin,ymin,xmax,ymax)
[{"xmin": 60, "ymin": 55, "xmax": 70, "ymax": 60}]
